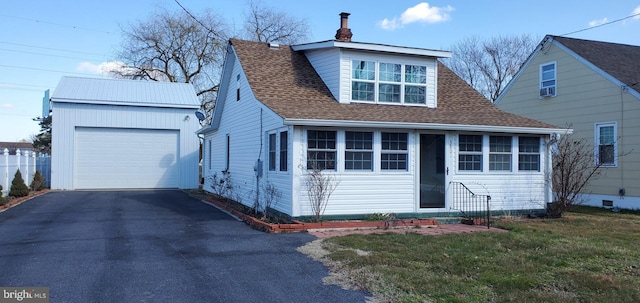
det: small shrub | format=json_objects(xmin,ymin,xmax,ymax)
[
  {"xmin": 0, "ymin": 184, "xmax": 6, "ymax": 205},
  {"xmin": 30, "ymin": 171, "xmax": 46, "ymax": 191},
  {"xmin": 9, "ymin": 169, "xmax": 30, "ymax": 198}
]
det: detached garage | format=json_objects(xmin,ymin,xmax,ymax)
[{"xmin": 50, "ymin": 77, "xmax": 201, "ymax": 190}]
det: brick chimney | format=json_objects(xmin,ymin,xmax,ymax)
[{"xmin": 335, "ymin": 12, "xmax": 353, "ymax": 42}]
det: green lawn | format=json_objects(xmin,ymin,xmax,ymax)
[{"xmin": 321, "ymin": 206, "xmax": 640, "ymax": 303}]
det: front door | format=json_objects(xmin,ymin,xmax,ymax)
[{"xmin": 420, "ymin": 134, "xmax": 445, "ymax": 208}]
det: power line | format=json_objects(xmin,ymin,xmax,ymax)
[
  {"xmin": 0, "ymin": 48, "xmax": 105, "ymax": 62},
  {"xmin": 0, "ymin": 14, "xmax": 113, "ymax": 35},
  {"xmin": 561, "ymin": 11, "xmax": 640, "ymax": 36},
  {"xmin": 0, "ymin": 64, "xmax": 98, "ymax": 76},
  {"xmin": 0, "ymin": 82, "xmax": 50, "ymax": 89},
  {"xmin": 0, "ymin": 41, "xmax": 107, "ymax": 57}
]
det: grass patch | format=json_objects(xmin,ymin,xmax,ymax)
[{"xmin": 320, "ymin": 207, "xmax": 640, "ymax": 302}]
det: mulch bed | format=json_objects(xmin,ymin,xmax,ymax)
[
  {"xmin": 0, "ymin": 189, "xmax": 49, "ymax": 211},
  {"xmin": 186, "ymin": 190, "xmax": 439, "ymax": 233}
]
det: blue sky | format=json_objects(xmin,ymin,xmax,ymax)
[{"xmin": 1, "ymin": 0, "xmax": 639, "ymax": 142}]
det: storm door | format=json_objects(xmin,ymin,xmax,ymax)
[{"xmin": 419, "ymin": 134, "xmax": 445, "ymax": 208}]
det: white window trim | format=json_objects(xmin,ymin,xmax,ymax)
[
  {"xmin": 517, "ymin": 136, "xmax": 541, "ymax": 172},
  {"xmin": 594, "ymin": 122, "xmax": 617, "ymax": 167},
  {"xmin": 457, "ymin": 134, "xmax": 544, "ymax": 175},
  {"xmin": 304, "ymin": 128, "xmax": 412, "ymax": 174},
  {"xmin": 267, "ymin": 128, "xmax": 290, "ymax": 175},
  {"xmin": 539, "ymin": 61, "xmax": 557, "ymax": 98},
  {"xmin": 457, "ymin": 134, "xmax": 484, "ymax": 172},
  {"xmin": 350, "ymin": 59, "xmax": 428, "ymax": 106},
  {"xmin": 488, "ymin": 135, "xmax": 513, "ymax": 172}
]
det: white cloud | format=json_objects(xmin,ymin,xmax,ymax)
[
  {"xmin": 588, "ymin": 17, "xmax": 608, "ymax": 27},
  {"xmin": 76, "ymin": 61, "xmax": 129, "ymax": 75},
  {"xmin": 1, "ymin": 103, "xmax": 15, "ymax": 110},
  {"xmin": 633, "ymin": 5, "xmax": 640, "ymax": 20},
  {"xmin": 378, "ymin": 18, "xmax": 400, "ymax": 30},
  {"xmin": 378, "ymin": 2, "xmax": 454, "ymax": 30}
]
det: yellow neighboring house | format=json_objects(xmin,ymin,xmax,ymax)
[{"xmin": 496, "ymin": 35, "xmax": 640, "ymax": 210}]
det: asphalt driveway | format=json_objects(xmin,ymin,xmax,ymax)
[{"xmin": 0, "ymin": 190, "xmax": 367, "ymax": 302}]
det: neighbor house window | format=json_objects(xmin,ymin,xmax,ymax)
[
  {"xmin": 458, "ymin": 135, "xmax": 483, "ymax": 171},
  {"xmin": 345, "ymin": 131, "xmax": 373, "ymax": 170},
  {"xmin": 596, "ymin": 122, "xmax": 616, "ymax": 166},
  {"xmin": 540, "ymin": 62, "xmax": 556, "ymax": 97},
  {"xmin": 351, "ymin": 60, "xmax": 427, "ymax": 104},
  {"xmin": 268, "ymin": 133, "xmax": 276, "ymax": 171},
  {"xmin": 307, "ymin": 130, "xmax": 337, "ymax": 170},
  {"xmin": 352, "ymin": 60, "xmax": 375, "ymax": 101},
  {"xmin": 518, "ymin": 137, "xmax": 540, "ymax": 171},
  {"xmin": 279, "ymin": 131, "xmax": 288, "ymax": 171},
  {"xmin": 381, "ymin": 132, "xmax": 408, "ymax": 170},
  {"xmin": 489, "ymin": 136, "xmax": 512, "ymax": 171}
]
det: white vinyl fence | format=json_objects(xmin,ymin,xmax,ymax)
[{"xmin": 1, "ymin": 148, "xmax": 51, "ymax": 196}]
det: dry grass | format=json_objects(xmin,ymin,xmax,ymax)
[{"xmin": 301, "ymin": 206, "xmax": 640, "ymax": 303}]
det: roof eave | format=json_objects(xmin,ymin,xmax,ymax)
[
  {"xmin": 51, "ymin": 98, "xmax": 200, "ymax": 109},
  {"xmin": 292, "ymin": 40, "xmax": 452, "ymax": 58},
  {"xmin": 283, "ymin": 118, "xmax": 568, "ymax": 135}
]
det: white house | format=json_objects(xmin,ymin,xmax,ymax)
[
  {"xmin": 50, "ymin": 77, "xmax": 201, "ymax": 190},
  {"xmin": 198, "ymin": 13, "xmax": 566, "ymax": 219}
]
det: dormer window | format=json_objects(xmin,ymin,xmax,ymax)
[{"xmin": 351, "ymin": 60, "xmax": 427, "ymax": 105}]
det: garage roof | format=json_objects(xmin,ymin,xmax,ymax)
[{"xmin": 51, "ymin": 77, "xmax": 200, "ymax": 109}]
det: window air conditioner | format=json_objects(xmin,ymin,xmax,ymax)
[{"xmin": 539, "ymin": 87, "xmax": 555, "ymax": 97}]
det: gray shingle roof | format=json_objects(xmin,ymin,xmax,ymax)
[
  {"xmin": 231, "ymin": 39, "xmax": 559, "ymax": 131},
  {"xmin": 553, "ymin": 36, "xmax": 640, "ymax": 90}
]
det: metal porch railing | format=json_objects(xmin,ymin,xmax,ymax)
[{"xmin": 450, "ymin": 181, "xmax": 491, "ymax": 228}]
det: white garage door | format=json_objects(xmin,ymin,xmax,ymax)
[{"xmin": 74, "ymin": 127, "xmax": 180, "ymax": 189}]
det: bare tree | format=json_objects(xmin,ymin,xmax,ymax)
[
  {"xmin": 243, "ymin": 0, "xmax": 310, "ymax": 44},
  {"xmin": 549, "ymin": 131, "xmax": 604, "ymax": 217},
  {"xmin": 116, "ymin": 8, "xmax": 228, "ymax": 124},
  {"xmin": 443, "ymin": 34, "xmax": 537, "ymax": 102},
  {"xmin": 304, "ymin": 163, "xmax": 339, "ymax": 222}
]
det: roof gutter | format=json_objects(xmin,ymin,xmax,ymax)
[
  {"xmin": 283, "ymin": 118, "xmax": 570, "ymax": 135},
  {"xmin": 51, "ymin": 98, "xmax": 200, "ymax": 109}
]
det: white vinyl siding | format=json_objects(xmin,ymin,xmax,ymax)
[
  {"xmin": 303, "ymin": 48, "xmax": 342, "ymax": 101},
  {"xmin": 203, "ymin": 51, "xmax": 293, "ymax": 216},
  {"xmin": 339, "ymin": 50, "xmax": 437, "ymax": 107},
  {"xmin": 50, "ymin": 102, "xmax": 200, "ymax": 190}
]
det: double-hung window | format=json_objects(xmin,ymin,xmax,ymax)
[
  {"xmin": 352, "ymin": 60, "xmax": 376, "ymax": 101},
  {"xmin": 404, "ymin": 65, "xmax": 427, "ymax": 104},
  {"xmin": 307, "ymin": 130, "xmax": 337, "ymax": 170},
  {"xmin": 458, "ymin": 135, "xmax": 483, "ymax": 171},
  {"xmin": 596, "ymin": 123, "xmax": 616, "ymax": 166},
  {"xmin": 345, "ymin": 131, "xmax": 373, "ymax": 170},
  {"xmin": 489, "ymin": 136, "xmax": 512, "ymax": 171},
  {"xmin": 518, "ymin": 137, "xmax": 540, "ymax": 171},
  {"xmin": 540, "ymin": 62, "xmax": 556, "ymax": 97},
  {"xmin": 279, "ymin": 131, "xmax": 288, "ymax": 171},
  {"xmin": 378, "ymin": 63, "xmax": 401, "ymax": 103},
  {"xmin": 381, "ymin": 132, "xmax": 408, "ymax": 170},
  {"xmin": 351, "ymin": 60, "xmax": 427, "ymax": 104},
  {"xmin": 268, "ymin": 133, "xmax": 276, "ymax": 171}
]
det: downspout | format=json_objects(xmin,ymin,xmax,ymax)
[{"xmin": 255, "ymin": 108, "xmax": 263, "ymax": 213}]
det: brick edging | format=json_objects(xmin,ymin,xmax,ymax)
[{"xmin": 201, "ymin": 196, "xmax": 438, "ymax": 233}]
